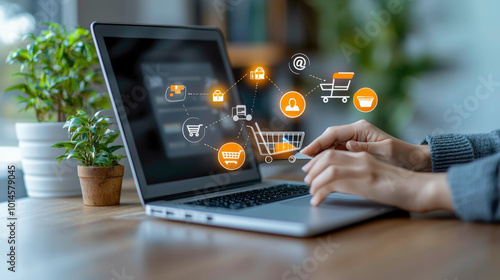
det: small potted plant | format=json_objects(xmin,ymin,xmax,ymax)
[
  {"xmin": 52, "ymin": 110, "xmax": 125, "ymax": 206},
  {"xmin": 4, "ymin": 23, "xmax": 108, "ymax": 197}
]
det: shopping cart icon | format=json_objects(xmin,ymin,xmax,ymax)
[
  {"xmin": 246, "ymin": 122, "xmax": 305, "ymax": 163},
  {"xmin": 222, "ymin": 150, "xmax": 244, "ymax": 165},
  {"xmin": 320, "ymin": 72, "xmax": 354, "ymax": 103},
  {"xmin": 186, "ymin": 124, "xmax": 203, "ymax": 137}
]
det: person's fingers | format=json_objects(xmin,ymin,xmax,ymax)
[
  {"xmin": 310, "ymin": 184, "xmax": 335, "ymax": 206},
  {"xmin": 303, "ymin": 150, "xmax": 353, "ymax": 179},
  {"xmin": 310, "ymin": 179, "xmax": 365, "ymax": 206},
  {"xmin": 301, "ymin": 122, "xmax": 365, "ymax": 156},
  {"xmin": 346, "ymin": 140, "xmax": 391, "ymax": 158},
  {"xmin": 309, "ymin": 165, "xmax": 362, "ymax": 196},
  {"xmin": 333, "ymin": 143, "xmax": 349, "ymax": 151},
  {"xmin": 302, "ymin": 149, "xmax": 327, "ymax": 173}
]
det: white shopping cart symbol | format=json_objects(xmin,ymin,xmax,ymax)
[
  {"xmin": 320, "ymin": 72, "xmax": 354, "ymax": 103},
  {"xmin": 186, "ymin": 124, "xmax": 203, "ymax": 137},
  {"xmin": 222, "ymin": 150, "xmax": 243, "ymax": 165}
]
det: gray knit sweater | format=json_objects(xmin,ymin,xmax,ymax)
[{"xmin": 422, "ymin": 130, "xmax": 500, "ymax": 223}]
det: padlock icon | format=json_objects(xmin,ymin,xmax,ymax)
[
  {"xmin": 212, "ymin": 89, "xmax": 224, "ymax": 102},
  {"xmin": 250, "ymin": 66, "xmax": 265, "ymax": 80}
]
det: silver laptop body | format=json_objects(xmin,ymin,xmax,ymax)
[{"xmin": 91, "ymin": 22, "xmax": 396, "ymax": 237}]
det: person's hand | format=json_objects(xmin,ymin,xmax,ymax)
[
  {"xmin": 301, "ymin": 120, "xmax": 431, "ymax": 172},
  {"xmin": 302, "ymin": 149, "xmax": 453, "ymax": 212}
]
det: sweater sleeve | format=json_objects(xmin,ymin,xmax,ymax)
[
  {"xmin": 447, "ymin": 153, "xmax": 500, "ymax": 223},
  {"xmin": 464, "ymin": 130, "xmax": 500, "ymax": 158},
  {"xmin": 421, "ymin": 134, "xmax": 474, "ymax": 172},
  {"xmin": 421, "ymin": 130, "xmax": 500, "ymax": 172}
]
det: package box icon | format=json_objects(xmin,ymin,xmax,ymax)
[{"xmin": 165, "ymin": 84, "xmax": 187, "ymax": 102}]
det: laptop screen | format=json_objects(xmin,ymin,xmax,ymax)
[{"xmin": 93, "ymin": 24, "xmax": 260, "ymax": 201}]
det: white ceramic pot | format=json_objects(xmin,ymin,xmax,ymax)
[{"xmin": 15, "ymin": 122, "xmax": 81, "ymax": 197}]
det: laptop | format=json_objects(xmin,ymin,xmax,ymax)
[{"xmin": 91, "ymin": 22, "xmax": 396, "ymax": 237}]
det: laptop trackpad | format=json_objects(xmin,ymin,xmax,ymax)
[{"xmin": 283, "ymin": 195, "xmax": 387, "ymax": 209}]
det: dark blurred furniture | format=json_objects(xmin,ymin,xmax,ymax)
[{"xmin": 1, "ymin": 165, "xmax": 499, "ymax": 279}]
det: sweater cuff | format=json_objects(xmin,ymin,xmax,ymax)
[
  {"xmin": 447, "ymin": 154, "xmax": 500, "ymax": 222},
  {"xmin": 421, "ymin": 134, "xmax": 474, "ymax": 172}
]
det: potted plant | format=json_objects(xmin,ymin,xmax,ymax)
[
  {"xmin": 4, "ymin": 23, "xmax": 108, "ymax": 197},
  {"xmin": 52, "ymin": 110, "xmax": 125, "ymax": 206}
]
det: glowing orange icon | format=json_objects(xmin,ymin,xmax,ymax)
[
  {"xmin": 165, "ymin": 84, "xmax": 186, "ymax": 102},
  {"xmin": 353, "ymin": 87, "xmax": 378, "ymax": 112},
  {"xmin": 250, "ymin": 66, "xmax": 265, "ymax": 80},
  {"xmin": 218, "ymin": 142, "xmax": 245, "ymax": 170},
  {"xmin": 212, "ymin": 89, "xmax": 224, "ymax": 102},
  {"xmin": 280, "ymin": 91, "xmax": 306, "ymax": 118}
]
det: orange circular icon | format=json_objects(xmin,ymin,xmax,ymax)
[
  {"xmin": 280, "ymin": 91, "xmax": 306, "ymax": 118},
  {"xmin": 218, "ymin": 142, "xmax": 245, "ymax": 171},
  {"xmin": 353, "ymin": 88, "xmax": 378, "ymax": 113}
]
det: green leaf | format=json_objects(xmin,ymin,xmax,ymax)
[
  {"xmin": 76, "ymin": 110, "xmax": 88, "ymax": 118},
  {"xmin": 113, "ymin": 154, "xmax": 126, "ymax": 165},
  {"xmin": 4, "ymin": 84, "xmax": 29, "ymax": 94},
  {"xmin": 74, "ymin": 140, "xmax": 89, "ymax": 150},
  {"xmin": 106, "ymin": 145, "xmax": 123, "ymax": 153},
  {"xmin": 100, "ymin": 131, "xmax": 119, "ymax": 145},
  {"xmin": 67, "ymin": 116, "xmax": 87, "ymax": 130},
  {"xmin": 51, "ymin": 141, "xmax": 76, "ymax": 149},
  {"xmin": 94, "ymin": 155, "xmax": 112, "ymax": 166},
  {"xmin": 71, "ymin": 126, "xmax": 90, "ymax": 141},
  {"xmin": 6, "ymin": 49, "xmax": 29, "ymax": 63},
  {"xmin": 3, "ymin": 22, "xmax": 107, "ymax": 122},
  {"xmin": 43, "ymin": 22, "xmax": 61, "ymax": 32},
  {"xmin": 66, "ymin": 150, "xmax": 85, "ymax": 163},
  {"xmin": 90, "ymin": 109, "xmax": 107, "ymax": 123},
  {"xmin": 55, "ymin": 155, "xmax": 66, "ymax": 164}
]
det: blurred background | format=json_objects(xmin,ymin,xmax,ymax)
[{"xmin": 1, "ymin": 0, "xmax": 500, "ymax": 146}]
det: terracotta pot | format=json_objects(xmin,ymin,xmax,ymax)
[{"xmin": 77, "ymin": 165, "xmax": 124, "ymax": 206}]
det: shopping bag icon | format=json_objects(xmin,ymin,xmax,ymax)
[
  {"xmin": 250, "ymin": 67, "xmax": 265, "ymax": 80},
  {"xmin": 213, "ymin": 89, "xmax": 224, "ymax": 102},
  {"xmin": 165, "ymin": 84, "xmax": 186, "ymax": 102}
]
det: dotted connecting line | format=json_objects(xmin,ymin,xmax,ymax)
[
  {"xmin": 206, "ymin": 115, "xmax": 230, "ymax": 128},
  {"xmin": 309, "ymin": 74, "xmax": 326, "ymax": 82},
  {"xmin": 224, "ymin": 73, "xmax": 248, "ymax": 94},
  {"xmin": 188, "ymin": 93, "xmax": 210, "ymax": 95},
  {"xmin": 250, "ymin": 82, "xmax": 258, "ymax": 115},
  {"xmin": 305, "ymin": 84, "xmax": 321, "ymax": 97},
  {"xmin": 266, "ymin": 76, "xmax": 283, "ymax": 94},
  {"xmin": 182, "ymin": 104, "xmax": 189, "ymax": 116},
  {"xmin": 237, "ymin": 121, "xmax": 246, "ymax": 139},
  {"xmin": 243, "ymin": 132, "xmax": 251, "ymax": 148},
  {"xmin": 204, "ymin": 143, "xmax": 219, "ymax": 151}
]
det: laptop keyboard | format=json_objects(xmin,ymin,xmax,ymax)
[{"xmin": 184, "ymin": 184, "xmax": 310, "ymax": 210}]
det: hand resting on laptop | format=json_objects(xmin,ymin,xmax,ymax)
[{"xmin": 301, "ymin": 120, "xmax": 453, "ymax": 213}]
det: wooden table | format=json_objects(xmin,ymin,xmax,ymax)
[{"xmin": 2, "ymin": 168, "xmax": 499, "ymax": 280}]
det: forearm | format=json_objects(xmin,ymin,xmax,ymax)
[{"xmin": 409, "ymin": 172, "xmax": 453, "ymax": 212}]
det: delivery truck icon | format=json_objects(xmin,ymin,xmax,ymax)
[{"xmin": 165, "ymin": 84, "xmax": 186, "ymax": 102}]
